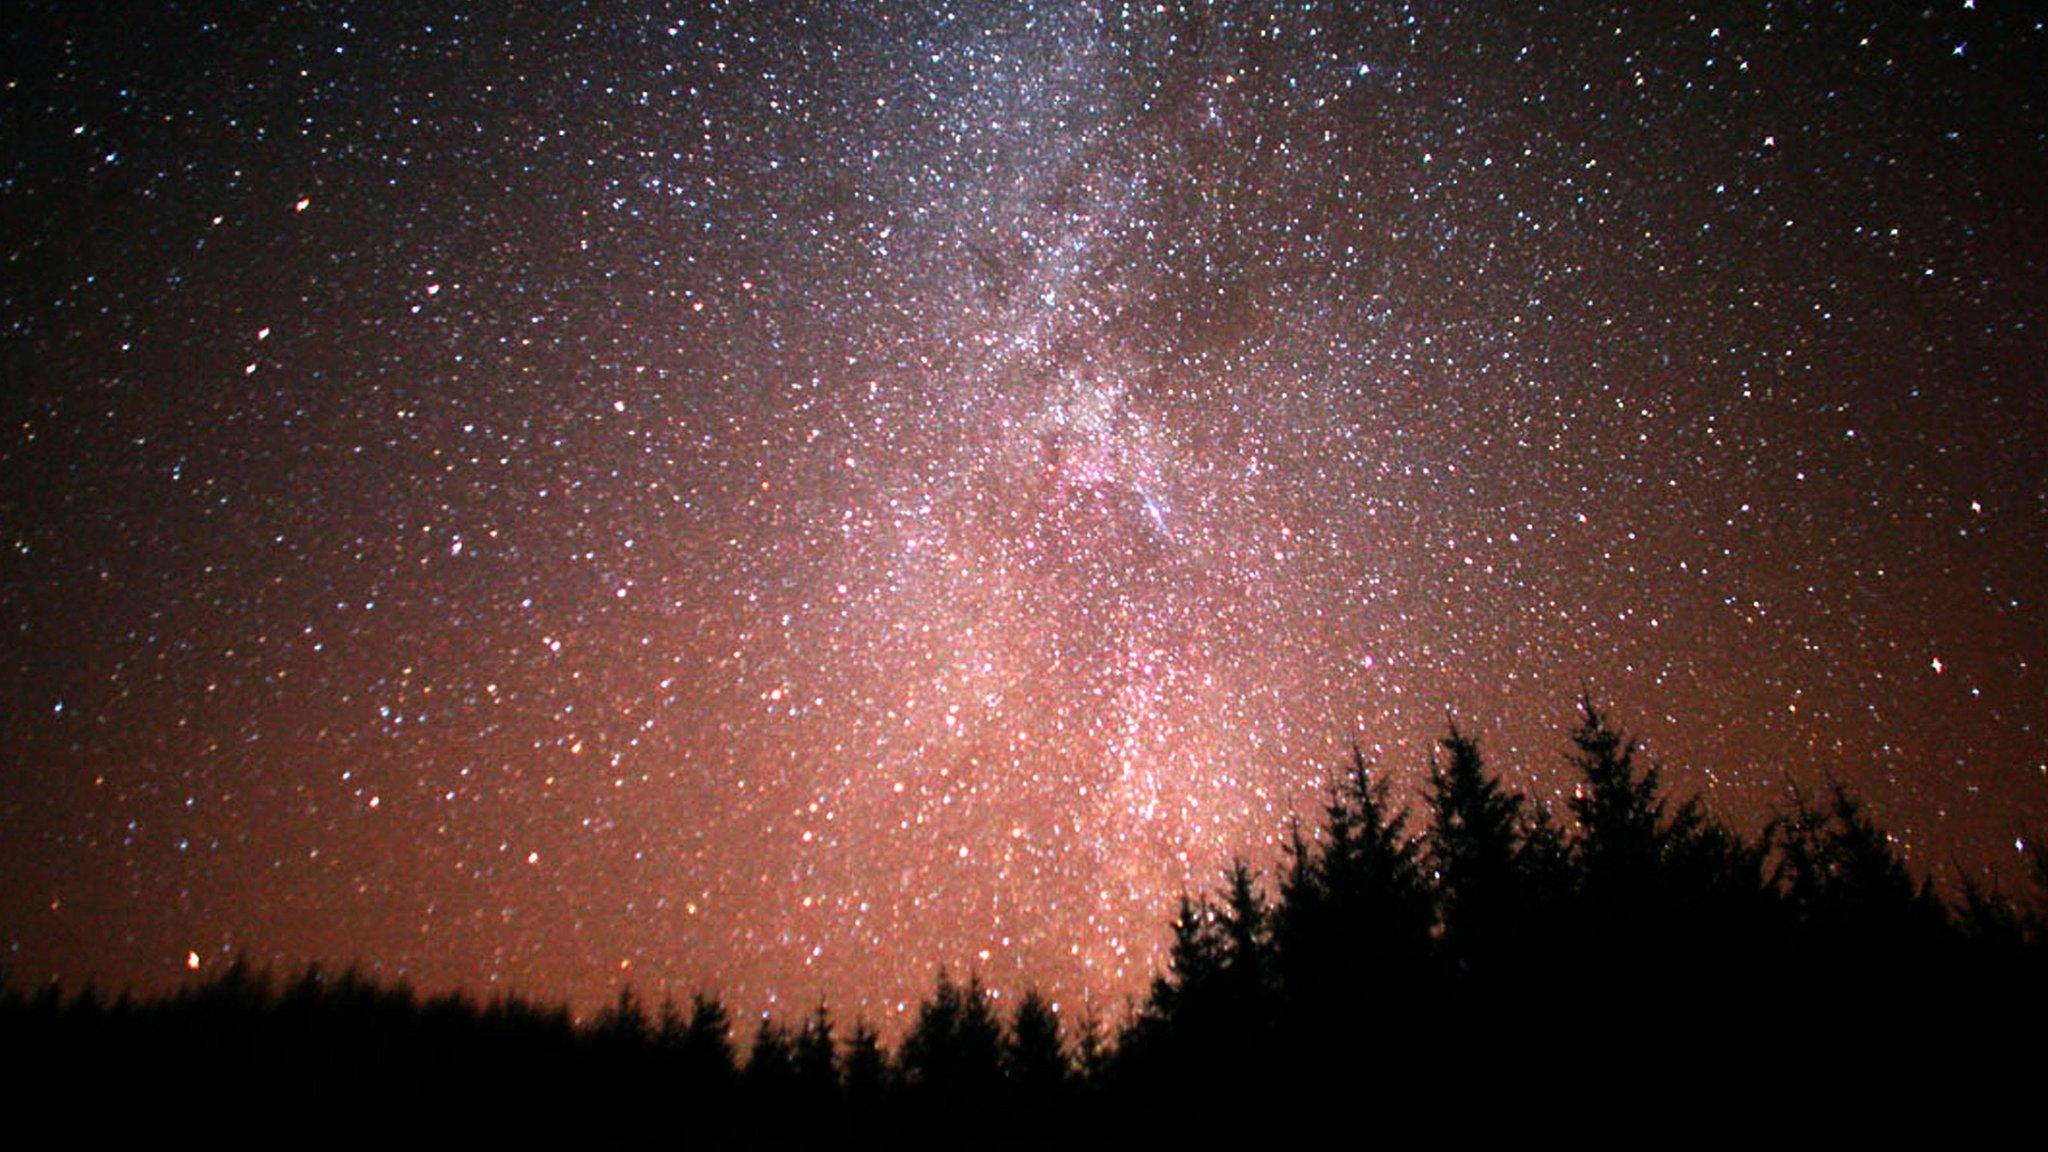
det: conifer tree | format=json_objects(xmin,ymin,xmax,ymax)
[
  {"xmin": 1004, "ymin": 987, "xmax": 1069, "ymax": 1095},
  {"xmin": 899, "ymin": 969, "xmax": 1003, "ymax": 1098},
  {"xmin": 1426, "ymin": 724, "xmax": 1532, "ymax": 977},
  {"xmin": 679, "ymin": 993, "xmax": 737, "ymax": 1089},
  {"xmin": 1271, "ymin": 746, "xmax": 1436, "ymax": 1041},
  {"xmin": 1766, "ymin": 783, "xmax": 1961, "ymax": 1062},
  {"xmin": 1131, "ymin": 858, "xmax": 1277, "ymax": 1085},
  {"xmin": 744, "ymin": 1015, "xmax": 797, "ymax": 1093},
  {"xmin": 793, "ymin": 1002, "xmax": 839, "ymax": 1103},
  {"xmin": 1218, "ymin": 858, "xmax": 1271, "ymax": 1003},
  {"xmin": 654, "ymin": 996, "xmax": 687, "ymax": 1054},
  {"xmin": 1072, "ymin": 1002, "xmax": 1112, "ymax": 1083},
  {"xmin": 1776, "ymin": 783, "xmax": 1947, "ymax": 945},
  {"xmin": 842, "ymin": 1018, "xmax": 890, "ymax": 1103},
  {"xmin": 1571, "ymin": 700, "xmax": 1783, "ymax": 1001},
  {"xmin": 593, "ymin": 985, "xmax": 650, "ymax": 1050},
  {"xmin": 1567, "ymin": 697, "xmax": 1669, "ymax": 881},
  {"xmin": 1143, "ymin": 891, "xmax": 1227, "ymax": 1032}
]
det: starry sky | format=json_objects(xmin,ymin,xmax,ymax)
[{"xmin": 2, "ymin": 1, "xmax": 2044, "ymax": 1026}]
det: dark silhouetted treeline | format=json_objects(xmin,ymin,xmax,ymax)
[{"xmin": 7, "ymin": 702, "xmax": 2045, "ymax": 1146}]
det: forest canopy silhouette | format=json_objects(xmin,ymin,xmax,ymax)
[{"xmin": 7, "ymin": 701, "xmax": 2043, "ymax": 1145}]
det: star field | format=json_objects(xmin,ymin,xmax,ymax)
[{"xmin": 2, "ymin": 2, "xmax": 2044, "ymax": 1026}]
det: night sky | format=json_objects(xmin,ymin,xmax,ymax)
[{"xmin": 3, "ymin": 2, "xmax": 2044, "ymax": 1027}]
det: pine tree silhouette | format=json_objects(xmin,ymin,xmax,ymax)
[
  {"xmin": 1568, "ymin": 697, "xmax": 1669, "ymax": 882},
  {"xmin": 1134, "ymin": 888, "xmax": 1227, "ymax": 1064},
  {"xmin": 1425, "ymin": 724, "xmax": 1536, "ymax": 982},
  {"xmin": 654, "ymin": 995, "xmax": 687, "ymax": 1052},
  {"xmin": 744, "ymin": 1014, "xmax": 797, "ymax": 1092},
  {"xmin": 593, "ymin": 985, "xmax": 650, "ymax": 1049},
  {"xmin": 679, "ymin": 992, "xmax": 737, "ymax": 1093},
  {"xmin": 1071, "ymin": 1002, "xmax": 1112, "ymax": 1084},
  {"xmin": 1125, "ymin": 858, "xmax": 1277, "ymax": 1098},
  {"xmin": 1218, "ymin": 858, "xmax": 1271, "ymax": 1003},
  {"xmin": 1004, "ymin": 987, "xmax": 1069, "ymax": 1096},
  {"xmin": 899, "ymin": 968, "xmax": 1003, "ymax": 1101},
  {"xmin": 1270, "ymin": 746, "xmax": 1437, "ymax": 1077},
  {"xmin": 1774, "ymin": 782, "xmax": 1952, "ymax": 985},
  {"xmin": 793, "ymin": 1001, "xmax": 840, "ymax": 1106},
  {"xmin": 842, "ymin": 1016, "xmax": 890, "ymax": 1102}
]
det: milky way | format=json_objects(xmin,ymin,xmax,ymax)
[{"xmin": 2, "ymin": 2, "xmax": 2043, "ymax": 1026}]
